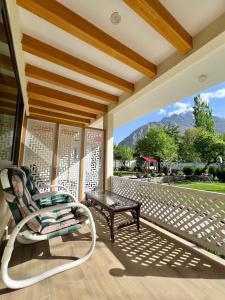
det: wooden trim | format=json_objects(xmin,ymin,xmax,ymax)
[
  {"xmin": 51, "ymin": 123, "xmax": 59, "ymax": 187},
  {"xmin": 86, "ymin": 126, "xmax": 105, "ymax": 132},
  {"xmin": 28, "ymin": 115, "xmax": 85, "ymax": 128},
  {"xmin": 29, "ymin": 107, "xmax": 90, "ymax": 125},
  {"xmin": 27, "ymin": 82, "xmax": 108, "ymax": 114},
  {"xmin": 123, "ymin": 0, "xmax": 192, "ymax": 54},
  {"xmin": 25, "ymin": 64, "xmax": 118, "ymax": 104},
  {"xmin": 79, "ymin": 128, "xmax": 85, "ymax": 201},
  {"xmin": 22, "ymin": 34, "xmax": 134, "ymax": 93},
  {"xmin": 0, "ymin": 53, "xmax": 13, "ymax": 70},
  {"xmin": 17, "ymin": 0, "xmax": 156, "ymax": 77},
  {"xmin": 18, "ymin": 113, "xmax": 27, "ymax": 166},
  {"xmin": 29, "ymin": 98, "xmax": 96, "ymax": 120}
]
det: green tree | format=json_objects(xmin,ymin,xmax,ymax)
[
  {"xmin": 164, "ymin": 123, "xmax": 180, "ymax": 145},
  {"xmin": 179, "ymin": 128, "xmax": 200, "ymax": 162},
  {"xmin": 114, "ymin": 144, "xmax": 134, "ymax": 167},
  {"xmin": 193, "ymin": 95, "xmax": 215, "ymax": 133},
  {"xmin": 193, "ymin": 129, "xmax": 225, "ymax": 171},
  {"xmin": 135, "ymin": 127, "xmax": 178, "ymax": 164}
]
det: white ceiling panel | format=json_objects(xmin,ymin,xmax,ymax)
[{"xmin": 24, "ymin": 52, "xmax": 122, "ymax": 96}]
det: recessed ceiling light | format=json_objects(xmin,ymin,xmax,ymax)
[
  {"xmin": 198, "ymin": 74, "xmax": 207, "ymax": 83},
  {"xmin": 110, "ymin": 12, "xmax": 121, "ymax": 25}
]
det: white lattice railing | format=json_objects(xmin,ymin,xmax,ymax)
[{"xmin": 111, "ymin": 176, "xmax": 225, "ymax": 255}]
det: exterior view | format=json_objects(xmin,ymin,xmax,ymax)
[{"xmin": 0, "ymin": 0, "xmax": 225, "ymax": 299}]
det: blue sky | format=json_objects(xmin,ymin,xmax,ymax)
[{"xmin": 114, "ymin": 81, "xmax": 225, "ymax": 144}]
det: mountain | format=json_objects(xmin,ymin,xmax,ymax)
[{"xmin": 119, "ymin": 112, "xmax": 225, "ymax": 147}]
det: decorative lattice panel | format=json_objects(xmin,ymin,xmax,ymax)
[
  {"xmin": 56, "ymin": 125, "xmax": 82, "ymax": 200},
  {"xmin": 0, "ymin": 114, "xmax": 15, "ymax": 161},
  {"xmin": 23, "ymin": 119, "xmax": 56, "ymax": 191},
  {"xmin": 111, "ymin": 176, "xmax": 225, "ymax": 255},
  {"xmin": 83, "ymin": 129, "xmax": 104, "ymax": 193}
]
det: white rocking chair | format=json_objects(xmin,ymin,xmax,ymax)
[{"xmin": 0, "ymin": 167, "xmax": 96, "ymax": 289}]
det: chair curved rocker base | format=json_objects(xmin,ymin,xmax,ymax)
[{"xmin": 1, "ymin": 203, "xmax": 96, "ymax": 289}]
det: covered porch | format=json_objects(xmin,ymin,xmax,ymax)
[
  {"xmin": 1, "ymin": 210, "xmax": 225, "ymax": 300},
  {"xmin": 0, "ymin": 0, "xmax": 225, "ymax": 299}
]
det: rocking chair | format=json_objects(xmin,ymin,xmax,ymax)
[{"xmin": 0, "ymin": 167, "xmax": 96, "ymax": 289}]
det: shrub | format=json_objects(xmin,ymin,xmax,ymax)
[
  {"xmin": 163, "ymin": 166, "xmax": 169, "ymax": 175},
  {"xmin": 136, "ymin": 172, "xmax": 141, "ymax": 178},
  {"xmin": 172, "ymin": 169, "xmax": 179, "ymax": 175},
  {"xmin": 194, "ymin": 167, "xmax": 204, "ymax": 175},
  {"xmin": 183, "ymin": 166, "xmax": 194, "ymax": 175},
  {"xmin": 208, "ymin": 166, "xmax": 216, "ymax": 177},
  {"xmin": 217, "ymin": 168, "xmax": 222, "ymax": 180},
  {"xmin": 221, "ymin": 169, "xmax": 225, "ymax": 182}
]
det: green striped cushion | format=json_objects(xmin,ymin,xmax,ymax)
[
  {"xmin": 37, "ymin": 194, "xmax": 73, "ymax": 207},
  {"xmin": 1, "ymin": 168, "xmax": 86, "ymax": 236}
]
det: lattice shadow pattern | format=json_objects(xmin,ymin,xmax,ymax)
[
  {"xmin": 111, "ymin": 177, "xmax": 225, "ymax": 256},
  {"xmin": 92, "ymin": 209, "xmax": 225, "ymax": 279}
]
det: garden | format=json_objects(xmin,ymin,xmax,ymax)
[{"xmin": 114, "ymin": 95, "xmax": 225, "ymax": 194}]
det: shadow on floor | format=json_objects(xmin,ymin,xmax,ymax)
[{"xmin": 91, "ymin": 209, "xmax": 225, "ymax": 279}]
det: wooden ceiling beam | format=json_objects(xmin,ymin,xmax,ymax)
[
  {"xmin": 0, "ymin": 84, "xmax": 17, "ymax": 95},
  {"xmin": 29, "ymin": 107, "xmax": 90, "ymax": 124},
  {"xmin": 123, "ymin": 0, "xmax": 192, "ymax": 54},
  {"xmin": 0, "ymin": 22, "xmax": 7, "ymax": 44},
  {"xmin": 29, "ymin": 115, "xmax": 85, "ymax": 128},
  {"xmin": 0, "ymin": 100, "xmax": 17, "ymax": 110},
  {"xmin": 27, "ymin": 82, "xmax": 108, "ymax": 114},
  {"xmin": 0, "ymin": 91, "xmax": 17, "ymax": 102},
  {"xmin": 17, "ymin": 0, "xmax": 156, "ymax": 77},
  {"xmin": 29, "ymin": 98, "xmax": 96, "ymax": 120},
  {"xmin": 22, "ymin": 34, "xmax": 133, "ymax": 93},
  {"xmin": 0, "ymin": 74, "xmax": 17, "ymax": 88},
  {"xmin": 25, "ymin": 64, "xmax": 118, "ymax": 104},
  {"xmin": 0, "ymin": 108, "xmax": 16, "ymax": 115},
  {"xmin": 0, "ymin": 53, "xmax": 13, "ymax": 70}
]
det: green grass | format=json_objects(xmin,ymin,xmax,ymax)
[{"xmin": 173, "ymin": 181, "xmax": 225, "ymax": 194}]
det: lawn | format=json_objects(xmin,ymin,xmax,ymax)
[{"xmin": 173, "ymin": 181, "xmax": 225, "ymax": 194}]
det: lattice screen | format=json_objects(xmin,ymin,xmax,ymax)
[
  {"xmin": 23, "ymin": 119, "xmax": 56, "ymax": 190},
  {"xmin": 0, "ymin": 114, "xmax": 15, "ymax": 161},
  {"xmin": 83, "ymin": 129, "xmax": 104, "ymax": 193},
  {"xmin": 111, "ymin": 176, "xmax": 225, "ymax": 255},
  {"xmin": 56, "ymin": 125, "xmax": 82, "ymax": 200}
]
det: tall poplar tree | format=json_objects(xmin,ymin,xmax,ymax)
[{"xmin": 193, "ymin": 95, "xmax": 215, "ymax": 133}]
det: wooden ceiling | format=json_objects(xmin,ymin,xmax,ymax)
[{"xmin": 14, "ymin": 0, "xmax": 195, "ymax": 127}]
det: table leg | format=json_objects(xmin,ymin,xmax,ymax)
[
  {"xmin": 136, "ymin": 207, "xmax": 140, "ymax": 232},
  {"xmin": 131, "ymin": 207, "xmax": 141, "ymax": 232},
  {"xmin": 110, "ymin": 212, "xmax": 115, "ymax": 242}
]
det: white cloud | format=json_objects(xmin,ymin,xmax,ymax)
[
  {"xmin": 168, "ymin": 102, "xmax": 193, "ymax": 117},
  {"xmin": 158, "ymin": 109, "xmax": 166, "ymax": 115},
  {"xmin": 201, "ymin": 88, "xmax": 225, "ymax": 102}
]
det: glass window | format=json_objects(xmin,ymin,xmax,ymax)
[{"xmin": 0, "ymin": 1, "xmax": 24, "ymax": 163}]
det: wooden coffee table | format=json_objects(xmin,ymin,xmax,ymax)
[{"xmin": 85, "ymin": 190, "xmax": 141, "ymax": 242}]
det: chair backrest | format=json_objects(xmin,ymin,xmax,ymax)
[
  {"xmin": 0, "ymin": 167, "xmax": 41, "ymax": 233},
  {"xmin": 21, "ymin": 166, "xmax": 40, "ymax": 196}
]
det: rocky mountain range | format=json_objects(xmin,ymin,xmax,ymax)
[{"xmin": 119, "ymin": 112, "xmax": 225, "ymax": 147}]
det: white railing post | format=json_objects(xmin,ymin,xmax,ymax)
[{"xmin": 103, "ymin": 113, "xmax": 114, "ymax": 190}]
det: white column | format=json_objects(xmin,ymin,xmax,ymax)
[{"xmin": 103, "ymin": 113, "xmax": 114, "ymax": 190}]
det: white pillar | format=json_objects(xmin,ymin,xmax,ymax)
[{"xmin": 103, "ymin": 113, "xmax": 114, "ymax": 190}]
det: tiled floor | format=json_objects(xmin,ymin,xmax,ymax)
[{"xmin": 0, "ymin": 210, "xmax": 225, "ymax": 300}]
